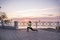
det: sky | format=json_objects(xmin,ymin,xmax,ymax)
[{"xmin": 0, "ymin": 0, "xmax": 60, "ymax": 18}]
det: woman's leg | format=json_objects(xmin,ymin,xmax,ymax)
[
  {"xmin": 27, "ymin": 27, "xmax": 38, "ymax": 32},
  {"xmin": 29, "ymin": 27, "xmax": 35, "ymax": 31},
  {"xmin": 27, "ymin": 27, "xmax": 34, "ymax": 31},
  {"xmin": 27, "ymin": 27, "xmax": 29, "ymax": 32},
  {"xmin": 30, "ymin": 27, "xmax": 38, "ymax": 31}
]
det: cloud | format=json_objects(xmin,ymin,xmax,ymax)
[{"xmin": 15, "ymin": 7, "xmax": 60, "ymax": 17}]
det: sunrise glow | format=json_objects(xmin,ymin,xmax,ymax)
[{"xmin": 0, "ymin": 0, "xmax": 60, "ymax": 18}]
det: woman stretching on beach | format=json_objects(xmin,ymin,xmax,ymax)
[{"xmin": 27, "ymin": 21, "xmax": 37, "ymax": 32}]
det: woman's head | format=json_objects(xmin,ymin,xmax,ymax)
[{"xmin": 29, "ymin": 21, "xmax": 31, "ymax": 23}]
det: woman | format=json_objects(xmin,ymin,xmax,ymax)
[{"xmin": 27, "ymin": 21, "xmax": 37, "ymax": 32}]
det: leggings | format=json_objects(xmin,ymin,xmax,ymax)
[{"xmin": 27, "ymin": 27, "xmax": 37, "ymax": 31}]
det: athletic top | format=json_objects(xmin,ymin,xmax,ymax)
[{"xmin": 27, "ymin": 21, "xmax": 32, "ymax": 28}]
